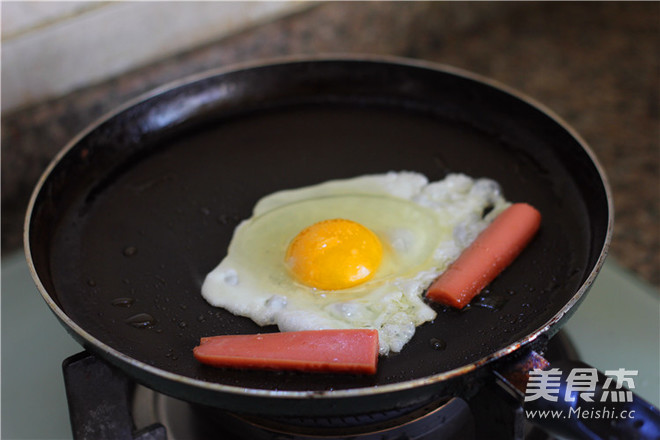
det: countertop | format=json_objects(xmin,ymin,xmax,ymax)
[{"xmin": 2, "ymin": 2, "xmax": 658, "ymax": 288}]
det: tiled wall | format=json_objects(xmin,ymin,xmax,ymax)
[{"xmin": 1, "ymin": 1, "xmax": 310, "ymax": 114}]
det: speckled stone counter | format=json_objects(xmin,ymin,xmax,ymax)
[{"xmin": 3, "ymin": 2, "xmax": 658, "ymax": 288}]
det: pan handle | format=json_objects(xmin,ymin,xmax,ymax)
[{"xmin": 495, "ymin": 353, "xmax": 660, "ymax": 440}]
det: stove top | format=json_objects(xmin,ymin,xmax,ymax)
[{"xmin": 2, "ymin": 253, "xmax": 659, "ymax": 439}]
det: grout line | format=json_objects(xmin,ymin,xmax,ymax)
[
  {"xmin": 1, "ymin": 1, "xmax": 113, "ymax": 41},
  {"xmin": 1, "ymin": 1, "xmax": 313, "ymax": 114}
]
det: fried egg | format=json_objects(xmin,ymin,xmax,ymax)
[{"xmin": 202, "ymin": 172, "xmax": 509, "ymax": 355}]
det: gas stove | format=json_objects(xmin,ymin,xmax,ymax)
[{"xmin": 2, "ymin": 253, "xmax": 658, "ymax": 439}]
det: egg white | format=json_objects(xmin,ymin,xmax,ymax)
[{"xmin": 202, "ymin": 172, "xmax": 509, "ymax": 355}]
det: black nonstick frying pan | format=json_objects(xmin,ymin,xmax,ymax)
[{"xmin": 26, "ymin": 56, "xmax": 655, "ymax": 437}]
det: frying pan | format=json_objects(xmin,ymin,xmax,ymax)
[{"xmin": 26, "ymin": 57, "xmax": 616, "ymax": 421}]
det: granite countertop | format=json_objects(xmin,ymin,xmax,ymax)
[{"xmin": 3, "ymin": 2, "xmax": 658, "ymax": 288}]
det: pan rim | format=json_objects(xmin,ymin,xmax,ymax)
[{"xmin": 23, "ymin": 54, "xmax": 614, "ymax": 401}]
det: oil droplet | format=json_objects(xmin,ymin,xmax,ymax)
[
  {"xmin": 126, "ymin": 313, "xmax": 155, "ymax": 328},
  {"xmin": 429, "ymin": 338, "xmax": 447, "ymax": 351},
  {"xmin": 112, "ymin": 297, "xmax": 135, "ymax": 308},
  {"xmin": 123, "ymin": 246, "xmax": 138, "ymax": 257},
  {"xmin": 178, "ymin": 321, "xmax": 187, "ymax": 329},
  {"xmin": 472, "ymin": 295, "xmax": 508, "ymax": 311}
]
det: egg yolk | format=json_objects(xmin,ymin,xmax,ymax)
[{"xmin": 285, "ymin": 219, "xmax": 383, "ymax": 290}]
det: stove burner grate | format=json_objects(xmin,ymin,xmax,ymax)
[{"xmin": 135, "ymin": 390, "xmax": 475, "ymax": 440}]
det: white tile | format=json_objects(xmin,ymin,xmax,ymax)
[
  {"xmin": 2, "ymin": 1, "xmax": 310, "ymax": 114},
  {"xmin": 1, "ymin": 1, "xmax": 102, "ymax": 39}
]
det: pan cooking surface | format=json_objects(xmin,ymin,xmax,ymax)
[{"xmin": 45, "ymin": 101, "xmax": 591, "ymax": 391}]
